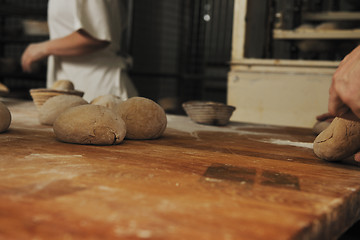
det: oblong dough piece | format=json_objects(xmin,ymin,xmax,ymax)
[
  {"xmin": 53, "ymin": 105, "xmax": 126, "ymax": 145},
  {"xmin": 313, "ymin": 117, "xmax": 360, "ymax": 161},
  {"xmin": 114, "ymin": 97, "xmax": 167, "ymax": 139},
  {"xmin": 0, "ymin": 102, "xmax": 11, "ymax": 133},
  {"xmin": 39, "ymin": 95, "xmax": 88, "ymax": 126},
  {"xmin": 90, "ymin": 94, "xmax": 123, "ymax": 109}
]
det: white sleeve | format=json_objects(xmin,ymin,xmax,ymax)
[{"xmin": 73, "ymin": 0, "xmax": 119, "ymax": 42}]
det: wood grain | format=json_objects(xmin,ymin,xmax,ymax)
[{"xmin": 0, "ymin": 98, "xmax": 360, "ymax": 240}]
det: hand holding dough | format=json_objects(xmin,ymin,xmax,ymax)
[
  {"xmin": 0, "ymin": 102, "xmax": 11, "ymax": 133},
  {"xmin": 313, "ymin": 117, "xmax": 360, "ymax": 161},
  {"xmin": 53, "ymin": 105, "xmax": 126, "ymax": 145},
  {"xmin": 113, "ymin": 97, "xmax": 167, "ymax": 139}
]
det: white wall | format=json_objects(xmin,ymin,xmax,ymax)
[{"xmin": 227, "ymin": 70, "xmax": 333, "ymax": 128}]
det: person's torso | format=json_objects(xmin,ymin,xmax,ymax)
[{"xmin": 47, "ymin": 0, "xmax": 122, "ymax": 53}]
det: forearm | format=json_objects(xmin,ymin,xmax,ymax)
[
  {"xmin": 45, "ymin": 30, "xmax": 109, "ymax": 57},
  {"xmin": 21, "ymin": 30, "xmax": 109, "ymax": 72}
]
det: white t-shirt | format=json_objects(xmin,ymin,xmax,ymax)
[{"xmin": 47, "ymin": 0, "xmax": 137, "ymax": 101}]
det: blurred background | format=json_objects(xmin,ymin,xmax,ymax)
[{"xmin": 0, "ymin": 0, "xmax": 234, "ymax": 114}]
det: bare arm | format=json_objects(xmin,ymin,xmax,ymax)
[{"xmin": 21, "ymin": 30, "xmax": 109, "ymax": 72}]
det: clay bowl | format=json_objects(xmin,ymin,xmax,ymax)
[
  {"xmin": 30, "ymin": 88, "xmax": 84, "ymax": 110},
  {"xmin": 182, "ymin": 101, "xmax": 236, "ymax": 126}
]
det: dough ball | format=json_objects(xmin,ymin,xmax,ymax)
[
  {"xmin": 312, "ymin": 120, "xmax": 331, "ymax": 135},
  {"xmin": 114, "ymin": 97, "xmax": 167, "ymax": 139},
  {"xmin": 295, "ymin": 24, "xmax": 314, "ymax": 31},
  {"xmin": 53, "ymin": 105, "xmax": 126, "ymax": 145},
  {"xmin": 51, "ymin": 80, "xmax": 74, "ymax": 91},
  {"xmin": 313, "ymin": 117, "xmax": 360, "ymax": 161},
  {"xmin": 39, "ymin": 95, "xmax": 88, "ymax": 126},
  {"xmin": 0, "ymin": 102, "xmax": 11, "ymax": 133},
  {"xmin": 90, "ymin": 94, "xmax": 123, "ymax": 109},
  {"xmin": 315, "ymin": 22, "xmax": 339, "ymax": 30}
]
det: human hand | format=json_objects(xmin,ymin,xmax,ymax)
[
  {"xmin": 328, "ymin": 45, "xmax": 360, "ymax": 119},
  {"xmin": 21, "ymin": 42, "xmax": 49, "ymax": 73},
  {"xmin": 316, "ymin": 112, "xmax": 334, "ymax": 122}
]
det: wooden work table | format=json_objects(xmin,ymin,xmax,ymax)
[{"xmin": 1, "ymin": 98, "xmax": 360, "ymax": 240}]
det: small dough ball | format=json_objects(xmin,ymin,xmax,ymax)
[
  {"xmin": 295, "ymin": 24, "xmax": 314, "ymax": 31},
  {"xmin": 39, "ymin": 95, "xmax": 88, "ymax": 126},
  {"xmin": 312, "ymin": 120, "xmax": 331, "ymax": 135},
  {"xmin": 0, "ymin": 102, "xmax": 11, "ymax": 133},
  {"xmin": 313, "ymin": 117, "xmax": 360, "ymax": 161},
  {"xmin": 53, "ymin": 105, "xmax": 126, "ymax": 145},
  {"xmin": 91, "ymin": 94, "xmax": 123, "ymax": 109},
  {"xmin": 114, "ymin": 97, "xmax": 167, "ymax": 139},
  {"xmin": 51, "ymin": 80, "xmax": 74, "ymax": 91},
  {"xmin": 315, "ymin": 22, "xmax": 339, "ymax": 30}
]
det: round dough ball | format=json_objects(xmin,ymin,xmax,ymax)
[
  {"xmin": 114, "ymin": 97, "xmax": 167, "ymax": 139},
  {"xmin": 53, "ymin": 105, "xmax": 126, "ymax": 145},
  {"xmin": 313, "ymin": 117, "xmax": 360, "ymax": 161},
  {"xmin": 39, "ymin": 95, "xmax": 88, "ymax": 126},
  {"xmin": 90, "ymin": 94, "xmax": 123, "ymax": 109},
  {"xmin": 315, "ymin": 22, "xmax": 339, "ymax": 30},
  {"xmin": 295, "ymin": 24, "xmax": 314, "ymax": 31},
  {"xmin": 0, "ymin": 102, "xmax": 11, "ymax": 133},
  {"xmin": 51, "ymin": 80, "xmax": 74, "ymax": 91}
]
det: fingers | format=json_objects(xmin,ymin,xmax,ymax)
[
  {"xmin": 21, "ymin": 58, "xmax": 32, "ymax": 73},
  {"xmin": 328, "ymin": 80, "xmax": 350, "ymax": 117},
  {"xmin": 21, "ymin": 42, "xmax": 47, "ymax": 73},
  {"xmin": 21, "ymin": 47, "xmax": 33, "ymax": 73},
  {"xmin": 339, "ymin": 111, "xmax": 360, "ymax": 121},
  {"xmin": 316, "ymin": 112, "xmax": 335, "ymax": 122},
  {"xmin": 328, "ymin": 87, "xmax": 360, "ymax": 121},
  {"xmin": 354, "ymin": 152, "xmax": 360, "ymax": 162}
]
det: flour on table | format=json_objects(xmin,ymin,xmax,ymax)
[
  {"xmin": 166, "ymin": 115, "xmax": 280, "ymax": 137},
  {"xmin": 260, "ymin": 138, "xmax": 313, "ymax": 149},
  {"xmin": 167, "ymin": 115, "xmax": 313, "ymax": 148}
]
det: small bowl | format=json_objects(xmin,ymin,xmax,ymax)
[
  {"xmin": 182, "ymin": 101, "xmax": 236, "ymax": 126},
  {"xmin": 30, "ymin": 88, "xmax": 84, "ymax": 110}
]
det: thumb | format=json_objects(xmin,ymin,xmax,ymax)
[{"xmin": 354, "ymin": 152, "xmax": 360, "ymax": 162}]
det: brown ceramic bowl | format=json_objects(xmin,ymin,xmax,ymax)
[
  {"xmin": 30, "ymin": 88, "xmax": 84, "ymax": 110},
  {"xmin": 182, "ymin": 101, "xmax": 236, "ymax": 126}
]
